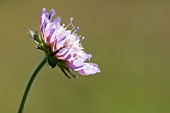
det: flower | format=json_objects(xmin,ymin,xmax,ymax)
[{"xmin": 29, "ymin": 8, "xmax": 100, "ymax": 78}]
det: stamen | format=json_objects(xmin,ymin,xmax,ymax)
[
  {"xmin": 80, "ymin": 36, "xmax": 85, "ymax": 43},
  {"xmin": 65, "ymin": 17, "xmax": 76, "ymax": 30},
  {"xmin": 70, "ymin": 18, "xmax": 76, "ymax": 30},
  {"xmin": 73, "ymin": 26, "xmax": 79, "ymax": 33}
]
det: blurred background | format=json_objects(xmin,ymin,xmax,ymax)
[{"xmin": 0, "ymin": 0, "xmax": 170, "ymax": 113}]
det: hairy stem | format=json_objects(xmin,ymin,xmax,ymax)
[{"xmin": 18, "ymin": 57, "xmax": 47, "ymax": 113}]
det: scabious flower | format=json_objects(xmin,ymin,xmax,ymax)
[{"xmin": 29, "ymin": 8, "xmax": 100, "ymax": 78}]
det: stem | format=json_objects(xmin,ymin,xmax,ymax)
[{"xmin": 18, "ymin": 57, "xmax": 47, "ymax": 113}]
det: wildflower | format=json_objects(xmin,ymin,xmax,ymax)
[
  {"xmin": 29, "ymin": 8, "xmax": 100, "ymax": 78},
  {"xmin": 18, "ymin": 8, "xmax": 101, "ymax": 113}
]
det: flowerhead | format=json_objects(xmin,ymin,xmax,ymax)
[{"xmin": 29, "ymin": 8, "xmax": 100, "ymax": 78}]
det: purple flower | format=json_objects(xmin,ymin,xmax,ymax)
[{"xmin": 29, "ymin": 8, "xmax": 100, "ymax": 77}]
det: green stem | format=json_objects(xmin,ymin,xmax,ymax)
[{"xmin": 18, "ymin": 57, "xmax": 47, "ymax": 113}]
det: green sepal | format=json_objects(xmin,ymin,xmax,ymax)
[
  {"xmin": 47, "ymin": 55, "xmax": 58, "ymax": 68},
  {"xmin": 57, "ymin": 63, "xmax": 77, "ymax": 79},
  {"xmin": 59, "ymin": 67, "xmax": 71, "ymax": 79},
  {"xmin": 28, "ymin": 29, "xmax": 42, "ymax": 44},
  {"xmin": 65, "ymin": 67, "xmax": 77, "ymax": 79},
  {"xmin": 28, "ymin": 29, "xmax": 46, "ymax": 51}
]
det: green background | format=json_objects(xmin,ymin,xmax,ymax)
[{"xmin": 0, "ymin": 0, "xmax": 170, "ymax": 113}]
